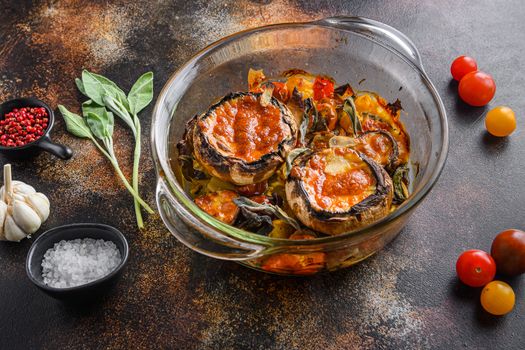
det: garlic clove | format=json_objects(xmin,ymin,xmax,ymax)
[
  {"xmin": 4, "ymin": 214, "xmax": 27, "ymax": 242},
  {"xmin": 0, "ymin": 181, "xmax": 36, "ymax": 200},
  {"xmin": 0, "ymin": 201, "xmax": 7, "ymax": 240},
  {"xmin": 12, "ymin": 200, "xmax": 42, "ymax": 234},
  {"xmin": 26, "ymin": 193, "xmax": 50, "ymax": 221},
  {"xmin": 13, "ymin": 181, "xmax": 36, "ymax": 193},
  {"xmin": 11, "ymin": 193, "xmax": 27, "ymax": 202}
]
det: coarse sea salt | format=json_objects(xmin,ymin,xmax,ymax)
[{"xmin": 41, "ymin": 238, "xmax": 121, "ymax": 288}]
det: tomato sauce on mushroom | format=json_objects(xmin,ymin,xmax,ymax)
[
  {"xmin": 201, "ymin": 94, "xmax": 290, "ymax": 163},
  {"xmin": 297, "ymin": 148, "xmax": 376, "ymax": 212}
]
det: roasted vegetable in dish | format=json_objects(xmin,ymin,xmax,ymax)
[
  {"xmin": 192, "ymin": 92, "xmax": 297, "ymax": 185},
  {"xmin": 261, "ymin": 231, "xmax": 326, "ymax": 275},
  {"xmin": 194, "ymin": 190, "xmax": 239, "ymax": 225},
  {"xmin": 176, "ymin": 68, "xmax": 411, "ymax": 240},
  {"xmin": 286, "ymin": 147, "xmax": 393, "ymax": 235}
]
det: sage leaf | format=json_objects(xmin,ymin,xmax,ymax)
[
  {"xmin": 285, "ymin": 147, "xmax": 309, "ymax": 177},
  {"xmin": 236, "ymin": 207, "xmax": 274, "ymax": 235},
  {"xmin": 103, "ymin": 95, "xmax": 136, "ymax": 133},
  {"xmin": 81, "ymin": 99, "xmax": 106, "ymax": 118},
  {"xmin": 82, "ymin": 70, "xmax": 128, "ymax": 108},
  {"xmin": 298, "ymin": 98, "xmax": 317, "ymax": 145},
  {"xmin": 105, "ymin": 110, "xmax": 115, "ymax": 138},
  {"xmin": 233, "ymin": 197, "xmax": 301, "ymax": 231},
  {"xmin": 127, "ymin": 72, "xmax": 154, "ymax": 115},
  {"xmin": 75, "ymin": 78, "xmax": 86, "ymax": 96},
  {"xmin": 393, "ymin": 164, "xmax": 410, "ymax": 203},
  {"xmin": 343, "ymin": 96, "xmax": 362, "ymax": 136},
  {"xmin": 86, "ymin": 112, "xmax": 107, "ymax": 141},
  {"xmin": 58, "ymin": 105, "xmax": 93, "ymax": 139},
  {"xmin": 299, "ymin": 110, "xmax": 310, "ymax": 146}
]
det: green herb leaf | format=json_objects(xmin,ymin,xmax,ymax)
[
  {"xmin": 86, "ymin": 112, "xmax": 107, "ymax": 141},
  {"xmin": 343, "ymin": 96, "xmax": 362, "ymax": 136},
  {"xmin": 298, "ymin": 98, "xmax": 317, "ymax": 145},
  {"xmin": 285, "ymin": 148, "xmax": 309, "ymax": 177},
  {"xmin": 103, "ymin": 95, "xmax": 136, "ymax": 133},
  {"xmin": 58, "ymin": 105, "xmax": 93, "ymax": 139},
  {"xmin": 393, "ymin": 164, "xmax": 410, "ymax": 203},
  {"xmin": 105, "ymin": 110, "xmax": 115, "ymax": 138},
  {"xmin": 81, "ymin": 70, "xmax": 128, "ymax": 108},
  {"xmin": 233, "ymin": 197, "xmax": 301, "ymax": 231},
  {"xmin": 81, "ymin": 100, "xmax": 106, "ymax": 118},
  {"xmin": 75, "ymin": 78, "xmax": 86, "ymax": 96},
  {"xmin": 236, "ymin": 207, "xmax": 274, "ymax": 235},
  {"xmin": 299, "ymin": 111, "xmax": 310, "ymax": 146},
  {"xmin": 128, "ymin": 72, "xmax": 154, "ymax": 116}
]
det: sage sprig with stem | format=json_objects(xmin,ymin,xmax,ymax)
[
  {"xmin": 58, "ymin": 105, "xmax": 153, "ymax": 214},
  {"xmin": 60, "ymin": 70, "xmax": 155, "ymax": 228},
  {"xmin": 99, "ymin": 72, "xmax": 154, "ymax": 229}
]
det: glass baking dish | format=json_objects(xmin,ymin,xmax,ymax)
[{"xmin": 151, "ymin": 16, "xmax": 448, "ymax": 275}]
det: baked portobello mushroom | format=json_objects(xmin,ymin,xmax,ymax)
[
  {"xmin": 285, "ymin": 147, "xmax": 393, "ymax": 235},
  {"xmin": 193, "ymin": 92, "xmax": 298, "ymax": 185}
]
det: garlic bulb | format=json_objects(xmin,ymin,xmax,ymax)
[{"xmin": 0, "ymin": 164, "xmax": 50, "ymax": 242}]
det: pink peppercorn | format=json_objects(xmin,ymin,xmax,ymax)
[{"xmin": 0, "ymin": 107, "xmax": 48, "ymax": 147}]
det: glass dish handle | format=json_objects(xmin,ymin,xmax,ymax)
[
  {"xmin": 315, "ymin": 16, "xmax": 425, "ymax": 71},
  {"xmin": 156, "ymin": 178, "xmax": 268, "ymax": 261}
]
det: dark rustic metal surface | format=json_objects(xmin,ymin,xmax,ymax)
[{"xmin": 0, "ymin": 0, "xmax": 524, "ymax": 349}]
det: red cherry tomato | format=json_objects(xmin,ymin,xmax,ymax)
[
  {"xmin": 313, "ymin": 76, "xmax": 334, "ymax": 100},
  {"xmin": 458, "ymin": 71, "xmax": 496, "ymax": 106},
  {"xmin": 451, "ymin": 56, "xmax": 478, "ymax": 81},
  {"xmin": 456, "ymin": 249, "xmax": 496, "ymax": 287}
]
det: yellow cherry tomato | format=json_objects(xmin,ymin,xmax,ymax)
[
  {"xmin": 480, "ymin": 280, "xmax": 515, "ymax": 315},
  {"xmin": 485, "ymin": 106, "xmax": 516, "ymax": 137}
]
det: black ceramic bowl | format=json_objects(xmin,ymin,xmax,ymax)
[
  {"xmin": 26, "ymin": 223, "xmax": 129, "ymax": 300},
  {"xmin": 0, "ymin": 97, "xmax": 73, "ymax": 159}
]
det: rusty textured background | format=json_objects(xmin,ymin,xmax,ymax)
[{"xmin": 0, "ymin": 0, "xmax": 524, "ymax": 349}]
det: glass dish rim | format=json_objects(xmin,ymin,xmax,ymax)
[{"xmin": 151, "ymin": 17, "xmax": 449, "ymax": 247}]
